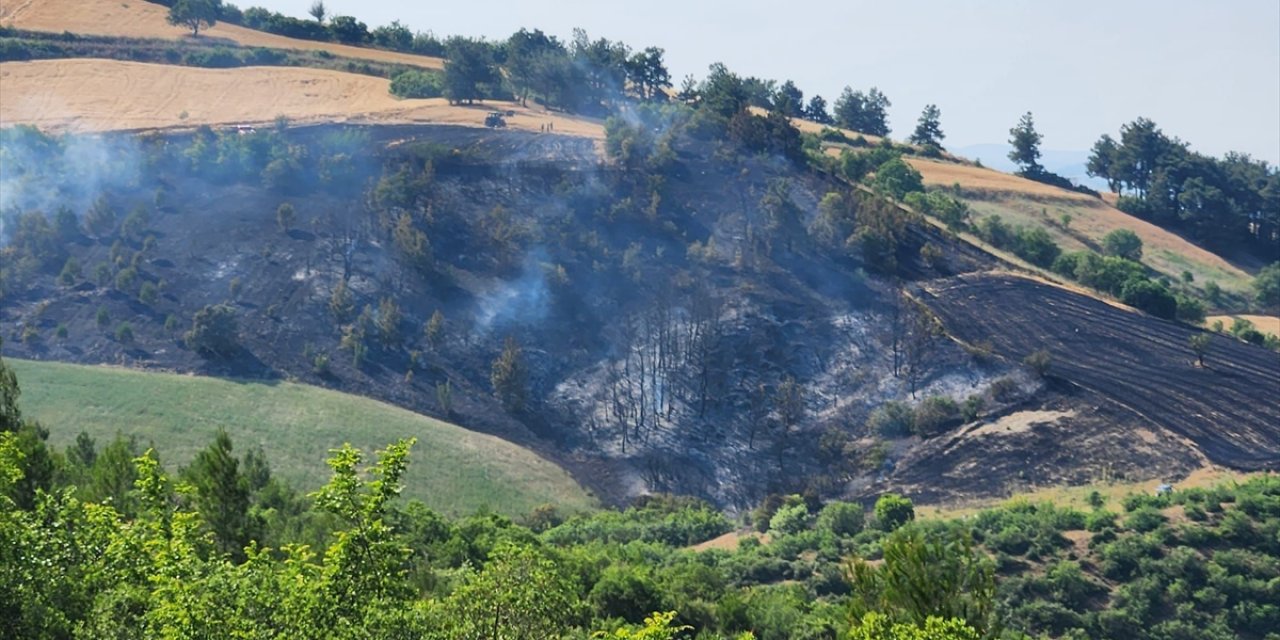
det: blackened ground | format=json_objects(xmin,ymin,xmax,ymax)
[{"xmin": 916, "ymin": 273, "xmax": 1280, "ymax": 471}]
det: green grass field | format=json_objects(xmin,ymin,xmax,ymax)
[{"xmin": 9, "ymin": 358, "xmax": 596, "ymax": 517}]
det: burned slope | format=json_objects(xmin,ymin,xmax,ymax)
[
  {"xmin": 3, "ymin": 121, "xmax": 1031, "ymax": 508},
  {"xmin": 916, "ymin": 273, "xmax": 1280, "ymax": 471}
]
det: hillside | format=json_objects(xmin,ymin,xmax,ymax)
[
  {"xmin": 0, "ymin": 0, "xmax": 444, "ymax": 69},
  {"xmin": 904, "ymin": 156, "xmax": 1257, "ymax": 296},
  {"xmin": 9, "ymin": 357, "xmax": 595, "ymax": 516}
]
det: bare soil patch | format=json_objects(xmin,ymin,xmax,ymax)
[
  {"xmin": 0, "ymin": 0, "xmax": 443, "ymax": 68},
  {"xmin": 965, "ymin": 409, "xmax": 1076, "ymax": 438}
]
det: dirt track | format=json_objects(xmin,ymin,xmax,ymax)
[{"xmin": 918, "ymin": 273, "xmax": 1280, "ymax": 470}]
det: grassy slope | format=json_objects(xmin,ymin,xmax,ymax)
[
  {"xmin": 904, "ymin": 157, "xmax": 1256, "ymax": 298},
  {"xmin": 10, "ymin": 358, "xmax": 596, "ymax": 517}
]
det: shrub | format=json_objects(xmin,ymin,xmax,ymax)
[
  {"xmin": 913, "ymin": 396, "xmax": 960, "ymax": 437},
  {"xmin": 186, "ymin": 304, "xmax": 239, "ymax": 356},
  {"xmin": 1023, "ymin": 349, "xmax": 1052, "ymax": 378},
  {"xmin": 874, "ymin": 493, "xmax": 915, "ymax": 531},
  {"xmin": 96, "ymin": 306, "xmax": 110, "ymax": 327},
  {"xmin": 1102, "ymin": 228, "xmax": 1144, "ymax": 261},
  {"xmin": 115, "ymin": 322, "xmax": 134, "ymax": 344},
  {"xmin": 867, "ymin": 401, "xmax": 915, "ymax": 438},
  {"xmin": 389, "ymin": 70, "xmax": 445, "ymax": 99},
  {"xmin": 816, "ymin": 501, "xmax": 865, "ymax": 538},
  {"xmin": 138, "ymin": 282, "xmax": 158, "ymax": 305},
  {"xmin": 1121, "ymin": 278, "xmax": 1177, "ymax": 320},
  {"xmin": 769, "ymin": 502, "xmax": 811, "ymax": 536},
  {"xmin": 55, "ymin": 323, "xmax": 68, "ymax": 339}
]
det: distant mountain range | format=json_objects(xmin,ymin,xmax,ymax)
[{"xmin": 954, "ymin": 143, "xmax": 1110, "ymax": 191}]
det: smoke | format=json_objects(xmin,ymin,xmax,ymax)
[
  {"xmin": 0, "ymin": 127, "xmax": 144, "ymax": 237},
  {"xmin": 473, "ymin": 249, "xmax": 552, "ymax": 332}
]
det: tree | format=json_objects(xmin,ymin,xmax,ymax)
[
  {"xmin": 328, "ymin": 15, "xmax": 368, "ymax": 44},
  {"xmin": 167, "ymin": 0, "xmax": 221, "ymax": 36},
  {"xmin": 329, "ymin": 280, "xmax": 355, "ymax": 323},
  {"xmin": 834, "ymin": 86, "xmax": 892, "ymax": 136},
  {"xmin": 847, "ymin": 529, "xmax": 996, "ymax": 636},
  {"xmin": 308, "ymin": 0, "xmax": 326, "ymax": 22},
  {"xmin": 1253, "ymin": 262, "xmax": 1280, "ymax": 310},
  {"xmin": 186, "ymin": 304, "xmax": 239, "ymax": 356},
  {"xmin": 443, "ymin": 37, "xmax": 501, "ymax": 105},
  {"xmin": 908, "ymin": 104, "xmax": 945, "ymax": 150},
  {"xmin": 1008, "ymin": 111, "xmax": 1044, "ymax": 175},
  {"xmin": 425, "ymin": 310, "xmax": 445, "ymax": 350},
  {"xmin": 773, "ymin": 80, "xmax": 805, "ymax": 118},
  {"xmin": 376, "ymin": 297, "xmax": 401, "ymax": 347},
  {"xmin": 491, "ymin": 336, "xmax": 528, "ymax": 413},
  {"xmin": 874, "ymin": 158, "xmax": 925, "ymax": 200},
  {"xmin": 276, "ymin": 202, "xmax": 296, "ymax": 232},
  {"xmin": 183, "ymin": 430, "xmax": 256, "ymax": 560},
  {"xmin": 1189, "ymin": 333, "xmax": 1212, "ymax": 367},
  {"xmin": 1102, "ymin": 228, "xmax": 1144, "ymax": 261},
  {"xmin": 875, "ymin": 493, "xmax": 915, "ymax": 531},
  {"xmin": 805, "ymin": 95, "xmax": 833, "ymax": 124},
  {"xmin": 1024, "ymin": 349, "xmax": 1052, "ymax": 377},
  {"xmin": 626, "ymin": 47, "xmax": 671, "ymax": 101},
  {"xmin": 440, "ymin": 542, "xmax": 583, "ymax": 637},
  {"xmin": 1087, "ymin": 134, "xmax": 1122, "ymax": 193}
]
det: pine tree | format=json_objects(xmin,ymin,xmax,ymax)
[
  {"xmin": 1008, "ymin": 111, "xmax": 1044, "ymax": 175},
  {"xmin": 184, "ymin": 430, "xmax": 256, "ymax": 560},
  {"xmin": 909, "ymin": 104, "xmax": 945, "ymax": 150}
]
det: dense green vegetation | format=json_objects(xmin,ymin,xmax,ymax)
[
  {"xmin": 3, "ymin": 349, "xmax": 1280, "ymax": 639},
  {"xmin": 8, "ymin": 358, "xmax": 594, "ymax": 517}
]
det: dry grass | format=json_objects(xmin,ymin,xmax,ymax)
[
  {"xmin": 748, "ymin": 106, "xmax": 886, "ymax": 146},
  {"xmin": 0, "ymin": 0, "xmax": 443, "ymax": 68},
  {"xmin": 690, "ymin": 531, "xmax": 769, "ymax": 552},
  {"xmin": 0, "ymin": 59, "xmax": 606, "ymax": 138},
  {"xmin": 918, "ymin": 466, "xmax": 1257, "ymax": 521},
  {"xmin": 1206, "ymin": 314, "xmax": 1280, "ymax": 336},
  {"xmin": 905, "ymin": 158, "xmax": 1254, "ymax": 293}
]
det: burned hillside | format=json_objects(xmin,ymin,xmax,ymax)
[{"xmin": 3, "ymin": 119, "xmax": 1273, "ymax": 509}]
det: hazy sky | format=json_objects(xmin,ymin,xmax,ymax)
[{"xmin": 254, "ymin": 0, "xmax": 1280, "ymax": 162}]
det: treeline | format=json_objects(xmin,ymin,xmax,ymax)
[
  {"xmin": 1086, "ymin": 118, "xmax": 1280, "ymax": 252},
  {"xmin": 4, "ymin": 349, "xmax": 1280, "ymax": 639}
]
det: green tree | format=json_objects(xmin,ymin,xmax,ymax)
[
  {"xmin": 329, "ymin": 279, "xmax": 355, "ymax": 323},
  {"xmin": 491, "ymin": 336, "xmax": 528, "ymax": 413},
  {"xmin": 443, "ymin": 37, "xmax": 501, "ymax": 105},
  {"xmin": 908, "ymin": 104, "xmax": 945, "ymax": 150},
  {"xmin": 308, "ymin": 0, "xmax": 326, "ymax": 22},
  {"xmin": 183, "ymin": 430, "xmax": 256, "ymax": 560},
  {"xmin": 167, "ymin": 0, "xmax": 221, "ymax": 36},
  {"xmin": 875, "ymin": 493, "xmax": 915, "ymax": 531},
  {"xmin": 874, "ymin": 158, "xmax": 925, "ymax": 200},
  {"xmin": 847, "ymin": 529, "xmax": 996, "ymax": 636},
  {"xmin": 850, "ymin": 613, "xmax": 980, "ymax": 640},
  {"xmin": 328, "ymin": 15, "xmax": 368, "ymax": 44},
  {"xmin": 1008, "ymin": 111, "xmax": 1043, "ymax": 175},
  {"xmin": 376, "ymin": 297, "xmax": 402, "ymax": 347},
  {"xmin": 441, "ymin": 542, "xmax": 583, "ymax": 637},
  {"xmin": 186, "ymin": 304, "xmax": 239, "ymax": 356},
  {"xmin": 425, "ymin": 309, "xmax": 445, "ymax": 350},
  {"xmin": 1253, "ymin": 262, "xmax": 1280, "ymax": 309},
  {"xmin": 1102, "ymin": 228, "xmax": 1144, "ymax": 261},
  {"xmin": 834, "ymin": 86, "xmax": 892, "ymax": 136}
]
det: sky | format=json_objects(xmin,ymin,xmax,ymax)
[{"xmin": 251, "ymin": 0, "xmax": 1280, "ymax": 163}]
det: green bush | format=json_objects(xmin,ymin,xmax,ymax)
[
  {"xmin": 868, "ymin": 401, "xmax": 915, "ymax": 438},
  {"xmin": 816, "ymin": 501, "xmax": 865, "ymax": 538},
  {"xmin": 874, "ymin": 493, "xmax": 915, "ymax": 531},
  {"xmin": 389, "ymin": 70, "xmax": 444, "ymax": 99}
]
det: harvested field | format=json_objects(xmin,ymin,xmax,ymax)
[
  {"xmin": 1207, "ymin": 314, "xmax": 1280, "ymax": 336},
  {"xmin": 0, "ymin": 0, "xmax": 443, "ymax": 68},
  {"xmin": 907, "ymin": 157, "xmax": 1096, "ymax": 203},
  {"xmin": 0, "ymin": 59, "xmax": 605, "ymax": 139},
  {"xmin": 750, "ymin": 106, "xmax": 886, "ymax": 146},
  {"xmin": 918, "ymin": 273, "xmax": 1280, "ymax": 470}
]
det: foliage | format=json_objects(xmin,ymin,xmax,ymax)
[
  {"xmin": 389, "ymin": 70, "xmax": 444, "ymax": 99},
  {"xmin": 1102, "ymin": 229, "xmax": 1144, "ymax": 261},
  {"xmin": 1008, "ymin": 111, "xmax": 1043, "ymax": 175},
  {"xmin": 167, "ymin": 0, "xmax": 221, "ymax": 36},
  {"xmin": 834, "ymin": 87, "xmax": 892, "ymax": 136},
  {"xmin": 491, "ymin": 336, "xmax": 528, "ymax": 413},
  {"xmin": 185, "ymin": 304, "xmax": 239, "ymax": 356},
  {"xmin": 908, "ymin": 104, "xmax": 945, "ymax": 151},
  {"xmin": 1254, "ymin": 262, "xmax": 1280, "ymax": 310},
  {"xmin": 874, "ymin": 159, "xmax": 925, "ymax": 200},
  {"xmin": 875, "ymin": 494, "xmax": 916, "ymax": 531}
]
